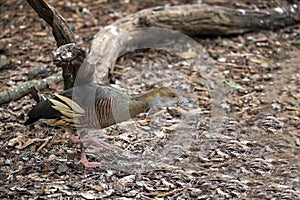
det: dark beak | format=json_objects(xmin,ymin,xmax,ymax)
[{"xmin": 176, "ymin": 99, "xmax": 184, "ymax": 106}]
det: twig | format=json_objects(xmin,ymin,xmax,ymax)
[
  {"xmin": 156, "ymin": 188, "xmax": 185, "ymax": 197},
  {"xmin": 28, "ymin": 86, "xmax": 41, "ymax": 103},
  {"xmin": 37, "ymin": 137, "xmax": 52, "ymax": 152}
]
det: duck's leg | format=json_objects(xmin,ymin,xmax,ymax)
[
  {"xmin": 69, "ymin": 132, "xmax": 111, "ymax": 168},
  {"xmin": 77, "ymin": 142, "xmax": 104, "ymax": 168},
  {"xmin": 69, "ymin": 134, "xmax": 112, "ymax": 149}
]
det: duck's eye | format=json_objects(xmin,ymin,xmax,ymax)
[{"xmin": 170, "ymin": 94, "xmax": 176, "ymax": 98}]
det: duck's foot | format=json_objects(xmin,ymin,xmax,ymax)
[{"xmin": 78, "ymin": 151, "xmax": 104, "ymax": 168}]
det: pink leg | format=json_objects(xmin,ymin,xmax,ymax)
[
  {"xmin": 69, "ymin": 135, "xmax": 109, "ymax": 168},
  {"xmin": 69, "ymin": 135, "xmax": 112, "ymax": 149}
]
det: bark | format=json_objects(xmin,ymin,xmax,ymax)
[
  {"xmin": 144, "ymin": 4, "xmax": 300, "ymax": 35},
  {"xmin": 26, "ymin": 0, "xmax": 75, "ymax": 46},
  {"xmin": 53, "ymin": 43, "xmax": 86, "ymax": 87},
  {"xmin": 27, "ymin": 65, "xmax": 48, "ymax": 80}
]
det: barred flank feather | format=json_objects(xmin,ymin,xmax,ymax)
[
  {"xmin": 96, "ymin": 97, "xmax": 114, "ymax": 128},
  {"xmin": 83, "ymin": 97, "xmax": 114, "ymax": 129}
]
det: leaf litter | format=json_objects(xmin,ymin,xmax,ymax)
[{"xmin": 0, "ymin": 0, "xmax": 300, "ymax": 199}]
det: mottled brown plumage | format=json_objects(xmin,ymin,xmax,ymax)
[
  {"xmin": 25, "ymin": 83, "xmax": 179, "ymax": 167},
  {"xmin": 26, "ymin": 84, "xmax": 178, "ymax": 129}
]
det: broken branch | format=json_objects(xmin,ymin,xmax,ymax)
[{"xmin": 0, "ymin": 72, "xmax": 63, "ymax": 105}]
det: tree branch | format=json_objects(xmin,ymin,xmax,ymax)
[
  {"xmin": 26, "ymin": 0, "xmax": 75, "ymax": 46},
  {"xmin": 0, "ymin": 72, "xmax": 63, "ymax": 105},
  {"xmin": 27, "ymin": 0, "xmax": 85, "ymax": 90}
]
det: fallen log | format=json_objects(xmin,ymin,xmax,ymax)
[{"xmin": 88, "ymin": 3, "xmax": 300, "ymax": 83}]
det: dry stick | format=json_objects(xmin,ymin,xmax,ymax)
[
  {"xmin": 28, "ymin": 86, "xmax": 41, "ymax": 103},
  {"xmin": 27, "ymin": 0, "xmax": 78, "ymax": 90},
  {"xmin": 0, "ymin": 72, "xmax": 63, "ymax": 105}
]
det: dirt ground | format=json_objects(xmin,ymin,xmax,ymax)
[{"xmin": 0, "ymin": 0, "xmax": 299, "ymax": 199}]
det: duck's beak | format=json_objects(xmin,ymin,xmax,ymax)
[{"xmin": 176, "ymin": 99, "xmax": 184, "ymax": 106}]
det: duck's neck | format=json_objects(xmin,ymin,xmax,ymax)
[{"xmin": 129, "ymin": 90, "xmax": 158, "ymax": 117}]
